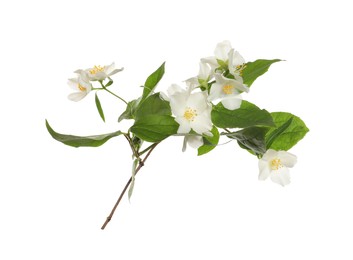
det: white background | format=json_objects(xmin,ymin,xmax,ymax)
[{"xmin": 1, "ymin": 0, "xmax": 352, "ymax": 259}]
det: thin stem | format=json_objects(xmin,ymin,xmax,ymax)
[
  {"xmin": 101, "ymin": 142, "xmax": 159, "ymax": 230},
  {"xmin": 123, "ymin": 134, "xmax": 140, "ymax": 160},
  {"xmin": 99, "ymin": 81, "xmax": 128, "ymax": 105},
  {"xmin": 138, "ymin": 143, "xmax": 156, "ymax": 156}
]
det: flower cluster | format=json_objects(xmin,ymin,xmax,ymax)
[
  {"xmin": 46, "ymin": 41, "xmax": 309, "ymax": 228},
  {"xmin": 187, "ymin": 41, "xmax": 249, "ymax": 110},
  {"xmin": 165, "ymin": 41, "xmax": 250, "ymax": 150},
  {"xmin": 67, "ymin": 63, "xmax": 123, "ymax": 101}
]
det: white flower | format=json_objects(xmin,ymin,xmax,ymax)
[
  {"xmin": 201, "ymin": 41, "xmax": 246, "ymax": 77},
  {"xmin": 208, "ymin": 73, "xmax": 249, "ymax": 110},
  {"xmin": 201, "ymin": 40, "xmax": 232, "ymax": 70},
  {"xmin": 67, "ymin": 72, "xmax": 92, "ymax": 102},
  {"xmin": 75, "ymin": 62, "xmax": 123, "ymax": 81},
  {"xmin": 185, "ymin": 62, "xmax": 213, "ymax": 89},
  {"xmin": 228, "ymin": 49, "xmax": 246, "ymax": 78},
  {"xmin": 258, "ymin": 149, "xmax": 297, "ymax": 187},
  {"xmin": 168, "ymin": 84, "xmax": 212, "ymax": 135}
]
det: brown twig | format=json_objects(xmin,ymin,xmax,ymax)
[
  {"xmin": 101, "ymin": 142, "xmax": 159, "ymax": 230},
  {"xmin": 123, "ymin": 134, "xmax": 140, "ymax": 160}
]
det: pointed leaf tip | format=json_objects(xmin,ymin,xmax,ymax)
[
  {"xmin": 242, "ymin": 59, "xmax": 281, "ymax": 87},
  {"xmin": 142, "ymin": 62, "xmax": 166, "ymax": 100}
]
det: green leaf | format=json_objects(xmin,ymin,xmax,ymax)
[
  {"xmin": 130, "ymin": 115, "xmax": 179, "ymax": 142},
  {"xmin": 266, "ymin": 117, "xmax": 292, "ymax": 149},
  {"xmin": 118, "ymin": 99, "xmax": 140, "ymax": 122},
  {"xmin": 135, "ymin": 93, "xmax": 172, "ymax": 120},
  {"xmin": 45, "ymin": 120, "xmax": 122, "ymax": 147},
  {"xmin": 198, "ymin": 126, "xmax": 220, "ymax": 156},
  {"xmin": 242, "ymin": 59, "xmax": 281, "ymax": 87},
  {"xmin": 265, "ymin": 112, "xmax": 309, "ymax": 151},
  {"xmin": 211, "ymin": 101, "xmax": 275, "ymax": 129},
  {"xmin": 142, "ymin": 62, "xmax": 165, "ymax": 100},
  {"xmin": 128, "ymin": 159, "xmax": 139, "ymax": 201},
  {"xmin": 95, "ymin": 93, "xmax": 105, "ymax": 122},
  {"xmin": 226, "ymin": 127, "xmax": 269, "ymax": 155},
  {"xmin": 105, "ymin": 79, "xmax": 113, "ymax": 87}
]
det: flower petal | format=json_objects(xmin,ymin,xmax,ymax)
[
  {"xmin": 258, "ymin": 160, "xmax": 271, "ymax": 180},
  {"xmin": 108, "ymin": 68, "xmax": 124, "ymax": 77},
  {"xmin": 221, "ymin": 96, "xmax": 242, "ymax": 110},
  {"xmin": 185, "ymin": 77, "xmax": 199, "ymax": 89},
  {"xmin": 78, "ymin": 78, "xmax": 92, "ymax": 92},
  {"xmin": 208, "ymin": 82, "xmax": 223, "ymax": 102},
  {"xmin": 278, "ymin": 151, "xmax": 297, "ymax": 168},
  {"xmin": 215, "ymin": 73, "xmax": 249, "ymax": 93},
  {"xmin": 214, "ymin": 40, "xmax": 232, "ymax": 61},
  {"xmin": 175, "ymin": 117, "xmax": 191, "ymax": 134},
  {"xmin": 68, "ymin": 92, "xmax": 87, "ymax": 102},
  {"xmin": 270, "ymin": 167, "xmax": 290, "ymax": 186},
  {"xmin": 187, "ymin": 92, "xmax": 208, "ymax": 112},
  {"xmin": 201, "ymin": 56, "xmax": 218, "ymax": 70},
  {"xmin": 79, "ymin": 71, "xmax": 90, "ymax": 82},
  {"xmin": 198, "ymin": 62, "xmax": 212, "ymax": 80},
  {"xmin": 68, "ymin": 78, "xmax": 78, "ymax": 90},
  {"xmin": 104, "ymin": 63, "xmax": 115, "ymax": 74},
  {"xmin": 182, "ymin": 136, "xmax": 188, "ymax": 152},
  {"xmin": 91, "ymin": 71, "xmax": 107, "ymax": 81},
  {"xmin": 190, "ymin": 113, "xmax": 212, "ymax": 135},
  {"xmin": 74, "ymin": 69, "xmax": 84, "ymax": 74},
  {"xmin": 262, "ymin": 149, "xmax": 278, "ymax": 161},
  {"xmin": 227, "ymin": 78, "xmax": 249, "ymax": 93},
  {"xmin": 187, "ymin": 135, "xmax": 203, "ymax": 149},
  {"xmin": 229, "ymin": 49, "xmax": 245, "ymax": 68},
  {"xmin": 170, "ymin": 94, "xmax": 188, "ymax": 116},
  {"xmin": 167, "ymin": 84, "xmax": 185, "ymax": 96}
]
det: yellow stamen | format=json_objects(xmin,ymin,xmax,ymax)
[
  {"xmin": 270, "ymin": 158, "xmax": 283, "ymax": 171},
  {"xmin": 89, "ymin": 65, "xmax": 105, "ymax": 75},
  {"xmin": 236, "ymin": 64, "xmax": 246, "ymax": 76},
  {"xmin": 183, "ymin": 107, "xmax": 197, "ymax": 122},
  {"xmin": 222, "ymin": 85, "xmax": 234, "ymax": 95},
  {"xmin": 78, "ymin": 84, "xmax": 86, "ymax": 92}
]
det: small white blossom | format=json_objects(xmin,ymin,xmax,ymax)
[
  {"xmin": 258, "ymin": 149, "xmax": 297, "ymax": 186},
  {"xmin": 228, "ymin": 49, "xmax": 246, "ymax": 78},
  {"xmin": 208, "ymin": 73, "xmax": 249, "ymax": 110},
  {"xmin": 201, "ymin": 40, "xmax": 232, "ymax": 70},
  {"xmin": 185, "ymin": 62, "xmax": 213, "ymax": 89},
  {"xmin": 202, "ymin": 41, "xmax": 246, "ymax": 77},
  {"xmin": 75, "ymin": 62, "xmax": 123, "ymax": 81},
  {"xmin": 168, "ymin": 84, "xmax": 212, "ymax": 135},
  {"xmin": 67, "ymin": 72, "xmax": 92, "ymax": 102}
]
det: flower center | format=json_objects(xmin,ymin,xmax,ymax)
[
  {"xmin": 89, "ymin": 65, "xmax": 105, "ymax": 75},
  {"xmin": 222, "ymin": 85, "xmax": 234, "ymax": 95},
  {"xmin": 183, "ymin": 107, "xmax": 197, "ymax": 122},
  {"xmin": 78, "ymin": 83, "xmax": 86, "ymax": 92},
  {"xmin": 270, "ymin": 158, "xmax": 283, "ymax": 171}
]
